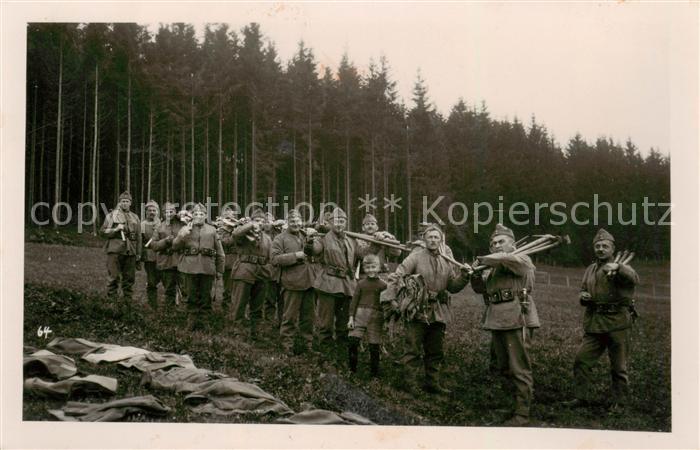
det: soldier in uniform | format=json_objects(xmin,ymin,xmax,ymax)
[
  {"xmin": 304, "ymin": 207, "xmax": 361, "ymax": 354},
  {"xmin": 217, "ymin": 207, "xmax": 239, "ymax": 312},
  {"xmin": 565, "ymin": 228, "xmax": 640, "ymax": 409},
  {"xmin": 172, "ymin": 203, "xmax": 225, "ymax": 331},
  {"xmin": 141, "ymin": 200, "xmax": 161, "ymax": 310},
  {"xmin": 394, "ymin": 224, "xmax": 471, "ymax": 394},
  {"xmin": 100, "ymin": 191, "xmax": 142, "ymax": 316},
  {"xmin": 263, "ymin": 212, "xmax": 285, "ymax": 327},
  {"xmin": 229, "ymin": 208, "xmax": 272, "ymax": 340},
  {"xmin": 470, "ymin": 223, "xmax": 539, "ymax": 426},
  {"xmin": 356, "ymin": 213, "xmax": 401, "ymax": 276},
  {"xmin": 271, "ymin": 209, "xmax": 317, "ymax": 353},
  {"xmin": 151, "ymin": 202, "xmax": 184, "ymax": 310}
]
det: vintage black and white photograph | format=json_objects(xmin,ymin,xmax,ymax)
[{"xmin": 2, "ymin": 2, "xmax": 698, "ymax": 449}]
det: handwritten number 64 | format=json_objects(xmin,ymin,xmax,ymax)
[{"xmin": 37, "ymin": 326, "xmax": 53, "ymax": 339}]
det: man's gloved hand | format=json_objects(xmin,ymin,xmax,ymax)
[{"xmin": 347, "ymin": 316, "xmax": 355, "ymax": 330}]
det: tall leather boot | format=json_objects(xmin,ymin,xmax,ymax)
[
  {"xmin": 369, "ymin": 344, "xmax": 380, "ymax": 377},
  {"xmin": 348, "ymin": 337, "xmax": 359, "ymax": 372}
]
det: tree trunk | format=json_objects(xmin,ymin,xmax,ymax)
[
  {"xmin": 190, "ymin": 89, "xmax": 195, "ymax": 203},
  {"xmin": 251, "ymin": 115, "xmax": 256, "ymax": 203},
  {"xmin": 147, "ymin": 106, "xmax": 154, "ymax": 201},
  {"xmin": 115, "ymin": 96, "xmax": 120, "ymax": 201},
  {"xmin": 28, "ymin": 83, "xmax": 38, "ymax": 215},
  {"xmin": 243, "ymin": 122, "xmax": 247, "ymax": 207},
  {"xmin": 66, "ymin": 119, "xmax": 73, "ymax": 205},
  {"xmin": 80, "ymin": 80, "xmax": 87, "ymax": 205},
  {"xmin": 53, "ymin": 40, "xmax": 63, "ymax": 227},
  {"xmin": 233, "ymin": 114, "xmax": 238, "ymax": 207},
  {"xmin": 180, "ymin": 127, "xmax": 186, "ymax": 205},
  {"xmin": 166, "ymin": 127, "xmax": 171, "ymax": 202},
  {"xmin": 292, "ymin": 132, "xmax": 297, "ymax": 204},
  {"xmin": 371, "ymin": 135, "xmax": 376, "ymax": 201},
  {"xmin": 141, "ymin": 121, "xmax": 145, "ymax": 204},
  {"xmin": 405, "ymin": 124, "xmax": 412, "ymax": 241},
  {"xmin": 321, "ymin": 145, "xmax": 326, "ymax": 203},
  {"xmin": 126, "ymin": 65, "xmax": 132, "ymax": 192},
  {"xmin": 217, "ymin": 97, "xmax": 222, "ymax": 211},
  {"xmin": 205, "ymin": 118, "xmax": 209, "ymax": 202},
  {"xmin": 307, "ymin": 117, "xmax": 313, "ymax": 207},
  {"xmin": 91, "ymin": 63, "xmax": 99, "ymax": 235},
  {"xmin": 39, "ymin": 111, "xmax": 45, "ymax": 208},
  {"xmin": 345, "ymin": 129, "xmax": 351, "ymax": 226},
  {"xmin": 383, "ymin": 152, "xmax": 388, "ymax": 228}
]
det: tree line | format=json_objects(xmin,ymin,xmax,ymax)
[{"xmin": 25, "ymin": 22, "xmax": 670, "ymax": 264}]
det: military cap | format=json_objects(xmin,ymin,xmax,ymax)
[
  {"xmin": 330, "ymin": 207, "xmax": 348, "ymax": 220},
  {"xmin": 362, "ymin": 213, "xmax": 378, "ymax": 225},
  {"xmin": 163, "ymin": 202, "xmax": 178, "ymax": 211},
  {"xmin": 423, "ymin": 223, "xmax": 444, "ymax": 238},
  {"xmin": 145, "ymin": 199, "xmax": 160, "ymax": 210},
  {"xmin": 490, "ymin": 223, "xmax": 514, "ymax": 240},
  {"xmin": 192, "ymin": 203, "xmax": 207, "ymax": 214},
  {"xmin": 593, "ymin": 228, "xmax": 615, "ymax": 244},
  {"xmin": 286, "ymin": 209, "xmax": 302, "ymax": 220},
  {"xmin": 250, "ymin": 208, "xmax": 266, "ymax": 220},
  {"xmin": 118, "ymin": 191, "xmax": 132, "ymax": 201}
]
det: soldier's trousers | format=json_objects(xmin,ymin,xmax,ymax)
[
  {"xmin": 279, "ymin": 288, "xmax": 315, "ymax": 350},
  {"xmin": 159, "ymin": 268, "xmax": 179, "ymax": 306},
  {"xmin": 316, "ymin": 292, "xmax": 350, "ymax": 347},
  {"xmin": 144, "ymin": 261, "xmax": 160, "ymax": 307},
  {"xmin": 230, "ymin": 279, "xmax": 266, "ymax": 334},
  {"xmin": 492, "ymin": 328, "xmax": 534, "ymax": 417},
  {"xmin": 264, "ymin": 281, "xmax": 283, "ymax": 324},
  {"xmin": 106, "ymin": 254, "xmax": 136, "ymax": 302},
  {"xmin": 222, "ymin": 267, "xmax": 234, "ymax": 308},
  {"xmin": 573, "ymin": 330, "xmax": 629, "ymax": 400},
  {"xmin": 402, "ymin": 321, "xmax": 446, "ymax": 385},
  {"xmin": 184, "ymin": 273, "xmax": 214, "ymax": 318}
]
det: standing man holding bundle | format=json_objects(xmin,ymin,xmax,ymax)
[
  {"xmin": 151, "ymin": 202, "xmax": 185, "ymax": 313},
  {"xmin": 271, "ymin": 209, "xmax": 317, "ymax": 354},
  {"xmin": 470, "ymin": 223, "xmax": 539, "ymax": 426},
  {"xmin": 217, "ymin": 207, "xmax": 239, "ymax": 313},
  {"xmin": 393, "ymin": 224, "xmax": 471, "ymax": 395},
  {"xmin": 141, "ymin": 200, "xmax": 161, "ymax": 310},
  {"xmin": 565, "ymin": 228, "xmax": 639, "ymax": 410},
  {"xmin": 172, "ymin": 203, "xmax": 225, "ymax": 331},
  {"xmin": 100, "ymin": 191, "xmax": 142, "ymax": 318}
]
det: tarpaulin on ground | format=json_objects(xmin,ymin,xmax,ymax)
[
  {"xmin": 277, "ymin": 409, "xmax": 375, "ymax": 425},
  {"xmin": 48, "ymin": 337, "xmax": 150, "ymax": 363},
  {"xmin": 23, "ymin": 350, "xmax": 78, "ymax": 380},
  {"xmin": 24, "ymin": 375, "xmax": 118, "ymax": 398},
  {"xmin": 48, "ymin": 395, "xmax": 170, "ymax": 422},
  {"xmin": 118, "ymin": 352, "xmax": 196, "ymax": 372},
  {"xmin": 142, "ymin": 367, "xmax": 229, "ymax": 392},
  {"xmin": 181, "ymin": 379, "xmax": 294, "ymax": 417}
]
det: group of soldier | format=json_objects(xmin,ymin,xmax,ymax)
[{"xmin": 100, "ymin": 190, "xmax": 640, "ymax": 426}]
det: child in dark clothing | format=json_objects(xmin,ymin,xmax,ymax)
[{"xmin": 347, "ymin": 254, "xmax": 387, "ymax": 376}]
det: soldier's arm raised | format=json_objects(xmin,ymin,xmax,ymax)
[
  {"xmin": 99, "ymin": 213, "xmax": 118, "ymax": 238},
  {"xmin": 614, "ymin": 264, "xmax": 640, "ymax": 287},
  {"xmin": 477, "ymin": 252, "xmax": 535, "ymax": 277}
]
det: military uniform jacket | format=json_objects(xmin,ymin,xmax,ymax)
[
  {"xmin": 229, "ymin": 223, "xmax": 272, "ymax": 284},
  {"xmin": 270, "ymin": 230, "xmax": 317, "ymax": 291},
  {"xmin": 309, "ymin": 231, "xmax": 360, "ymax": 297},
  {"xmin": 141, "ymin": 219, "xmax": 160, "ymax": 263},
  {"xmin": 151, "ymin": 220, "xmax": 185, "ymax": 270},
  {"xmin": 100, "ymin": 209, "xmax": 142, "ymax": 258},
  {"xmin": 581, "ymin": 262, "xmax": 639, "ymax": 333},
  {"xmin": 172, "ymin": 223, "xmax": 225, "ymax": 275},
  {"xmin": 356, "ymin": 233, "xmax": 401, "ymax": 271},
  {"xmin": 471, "ymin": 252, "xmax": 540, "ymax": 331},
  {"xmin": 394, "ymin": 247, "xmax": 469, "ymax": 324},
  {"xmin": 218, "ymin": 228, "xmax": 238, "ymax": 269}
]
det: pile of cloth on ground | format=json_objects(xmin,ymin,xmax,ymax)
[{"xmin": 25, "ymin": 337, "xmax": 374, "ymax": 424}]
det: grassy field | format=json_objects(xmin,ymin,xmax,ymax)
[{"xmin": 22, "ymin": 242, "xmax": 671, "ymax": 430}]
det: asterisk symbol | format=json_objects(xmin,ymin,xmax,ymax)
[
  {"xmin": 357, "ymin": 194, "xmax": 377, "ymax": 213},
  {"xmin": 383, "ymin": 194, "xmax": 402, "ymax": 212}
]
